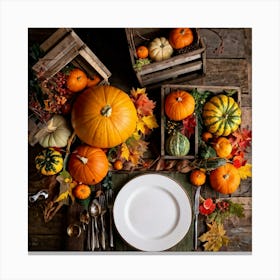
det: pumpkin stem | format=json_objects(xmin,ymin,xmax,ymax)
[
  {"xmin": 76, "ymin": 155, "xmax": 88, "ymax": 165},
  {"xmin": 223, "ymin": 174, "xmax": 230, "ymax": 180},
  {"xmin": 176, "ymin": 97, "xmax": 183, "ymax": 102},
  {"xmin": 47, "ymin": 118, "xmax": 57, "ymax": 132},
  {"xmin": 101, "ymin": 105, "xmax": 112, "ymax": 117}
]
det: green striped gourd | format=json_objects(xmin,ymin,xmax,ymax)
[
  {"xmin": 202, "ymin": 94, "xmax": 241, "ymax": 136},
  {"xmin": 166, "ymin": 132, "xmax": 190, "ymax": 156},
  {"xmin": 35, "ymin": 148, "xmax": 63, "ymax": 175}
]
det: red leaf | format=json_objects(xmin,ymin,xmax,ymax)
[{"xmin": 181, "ymin": 114, "xmax": 196, "ymax": 138}]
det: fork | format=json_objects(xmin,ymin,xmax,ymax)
[
  {"xmin": 105, "ymin": 188, "xmax": 114, "ymax": 249},
  {"xmin": 99, "ymin": 194, "xmax": 107, "ymax": 250}
]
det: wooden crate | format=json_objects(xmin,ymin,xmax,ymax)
[
  {"xmin": 161, "ymin": 84, "xmax": 241, "ymax": 160},
  {"xmin": 125, "ymin": 28, "xmax": 206, "ymax": 88},
  {"xmin": 32, "ymin": 28, "xmax": 111, "ymax": 84}
]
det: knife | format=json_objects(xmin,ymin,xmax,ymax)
[{"xmin": 194, "ymin": 186, "xmax": 201, "ymax": 251}]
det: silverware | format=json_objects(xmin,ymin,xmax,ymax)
[
  {"xmin": 99, "ymin": 194, "xmax": 107, "ymax": 250},
  {"xmin": 28, "ymin": 189, "xmax": 48, "ymax": 203},
  {"xmin": 106, "ymin": 188, "xmax": 114, "ymax": 248},
  {"xmin": 89, "ymin": 199, "xmax": 101, "ymax": 250},
  {"xmin": 194, "ymin": 186, "xmax": 201, "ymax": 251}
]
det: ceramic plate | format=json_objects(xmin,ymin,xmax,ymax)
[{"xmin": 113, "ymin": 174, "xmax": 192, "ymax": 251}]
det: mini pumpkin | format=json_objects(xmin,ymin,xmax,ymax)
[
  {"xmin": 202, "ymin": 94, "xmax": 241, "ymax": 136},
  {"xmin": 66, "ymin": 68, "xmax": 88, "ymax": 92},
  {"xmin": 73, "ymin": 184, "xmax": 91, "ymax": 200},
  {"xmin": 190, "ymin": 169, "xmax": 206, "ymax": 186},
  {"xmin": 165, "ymin": 90, "xmax": 195, "ymax": 121},
  {"xmin": 148, "ymin": 37, "xmax": 173, "ymax": 62},
  {"xmin": 209, "ymin": 163, "xmax": 240, "ymax": 194},
  {"xmin": 213, "ymin": 137, "xmax": 232, "ymax": 158},
  {"xmin": 169, "ymin": 28, "xmax": 194, "ymax": 49},
  {"xmin": 35, "ymin": 148, "xmax": 63, "ymax": 176},
  {"xmin": 136, "ymin": 45, "xmax": 149, "ymax": 59},
  {"xmin": 68, "ymin": 144, "xmax": 109, "ymax": 185},
  {"xmin": 35, "ymin": 115, "xmax": 72, "ymax": 148},
  {"xmin": 71, "ymin": 85, "xmax": 137, "ymax": 148},
  {"xmin": 87, "ymin": 73, "xmax": 101, "ymax": 88}
]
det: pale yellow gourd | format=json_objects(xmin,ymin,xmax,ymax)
[
  {"xmin": 35, "ymin": 115, "xmax": 71, "ymax": 148},
  {"xmin": 148, "ymin": 37, "xmax": 173, "ymax": 62}
]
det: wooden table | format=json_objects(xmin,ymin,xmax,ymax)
[{"xmin": 28, "ymin": 28, "xmax": 252, "ymax": 252}]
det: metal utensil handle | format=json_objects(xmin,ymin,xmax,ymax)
[
  {"xmin": 94, "ymin": 217, "xmax": 100, "ymax": 249},
  {"xmin": 100, "ymin": 215, "xmax": 106, "ymax": 250},
  {"xmin": 91, "ymin": 218, "xmax": 95, "ymax": 251},
  {"xmin": 109, "ymin": 208, "xmax": 114, "ymax": 248},
  {"xmin": 194, "ymin": 215, "xmax": 198, "ymax": 251}
]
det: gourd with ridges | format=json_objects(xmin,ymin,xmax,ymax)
[
  {"xmin": 35, "ymin": 148, "xmax": 63, "ymax": 176},
  {"xmin": 166, "ymin": 132, "xmax": 190, "ymax": 156},
  {"xmin": 202, "ymin": 94, "xmax": 241, "ymax": 136}
]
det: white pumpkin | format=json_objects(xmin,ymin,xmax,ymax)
[
  {"xmin": 35, "ymin": 115, "xmax": 72, "ymax": 148},
  {"xmin": 148, "ymin": 37, "xmax": 173, "ymax": 62}
]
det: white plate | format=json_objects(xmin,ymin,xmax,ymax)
[{"xmin": 113, "ymin": 174, "xmax": 192, "ymax": 251}]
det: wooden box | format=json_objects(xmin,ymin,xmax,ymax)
[
  {"xmin": 125, "ymin": 28, "xmax": 206, "ymax": 88},
  {"xmin": 32, "ymin": 28, "xmax": 111, "ymax": 84},
  {"xmin": 161, "ymin": 84, "xmax": 241, "ymax": 160}
]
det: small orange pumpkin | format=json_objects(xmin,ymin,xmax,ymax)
[
  {"xmin": 67, "ymin": 68, "xmax": 88, "ymax": 92},
  {"xmin": 165, "ymin": 90, "xmax": 195, "ymax": 121},
  {"xmin": 87, "ymin": 73, "xmax": 101, "ymax": 88},
  {"xmin": 209, "ymin": 163, "xmax": 240, "ymax": 194},
  {"xmin": 71, "ymin": 85, "xmax": 137, "ymax": 148},
  {"xmin": 136, "ymin": 45, "xmax": 149, "ymax": 59},
  {"xmin": 213, "ymin": 137, "xmax": 232, "ymax": 158},
  {"xmin": 73, "ymin": 184, "xmax": 91, "ymax": 200},
  {"xmin": 68, "ymin": 145, "xmax": 109, "ymax": 185},
  {"xmin": 169, "ymin": 28, "xmax": 194, "ymax": 49},
  {"xmin": 202, "ymin": 132, "xmax": 213, "ymax": 143},
  {"xmin": 113, "ymin": 160, "xmax": 123, "ymax": 170},
  {"xmin": 190, "ymin": 169, "xmax": 206, "ymax": 186}
]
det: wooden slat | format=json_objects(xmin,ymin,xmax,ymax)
[
  {"xmin": 140, "ymin": 53, "xmax": 202, "ymax": 76},
  {"xmin": 142, "ymin": 60, "xmax": 203, "ymax": 86},
  {"xmin": 79, "ymin": 46, "xmax": 112, "ymax": 81}
]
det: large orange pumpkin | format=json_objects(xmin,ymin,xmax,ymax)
[
  {"xmin": 68, "ymin": 145, "xmax": 109, "ymax": 185},
  {"xmin": 164, "ymin": 90, "xmax": 195, "ymax": 121},
  {"xmin": 169, "ymin": 28, "xmax": 194, "ymax": 49},
  {"xmin": 209, "ymin": 163, "xmax": 240, "ymax": 194},
  {"xmin": 71, "ymin": 85, "xmax": 138, "ymax": 148}
]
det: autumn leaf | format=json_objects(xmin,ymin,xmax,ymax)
[
  {"xmin": 120, "ymin": 143, "xmax": 130, "ymax": 161},
  {"xmin": 54, "ymin": 175, "xmax": 77, "ymax": 204},
  {"xmin": 130, "ymin": 88, "xmax": 156, "ymax": 117},
  {"xmin": 181, "ymin": 114, "xmax": 196, "ymax": 138},
  {"xmin": 136, "ymin": 118, "xmax": 146, "ymax": 134},
  {"xmin": 229, "ymin": 128, "xmax": 252, "ymax": 154},
  {"xmin": 199, "ymin": 221, "xmax": 229, "ymax": 251},
  {"xmin": 142, "ymin": 115, "xmax": 158, "ymax": 130},
  {"xmin": 238, "ymin": 163, "xmax": 252, "ymax": 179}
]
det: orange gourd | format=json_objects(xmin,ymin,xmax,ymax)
[
  {"xmin": 136, "ymin": 45, "xmax": 149, "ymax": 59},
  {"xmin": 71, "ymin": 85, "xmax": 137, "ymax": 148},
  {"xmin": 66, "ymin": 68, "xmax": 88, "ymax": 92},
  {"xmin": 73, "ymin": 184, "xmax": 91, "ymax": 200},
  {"xmin": 213, "ymin": 137, "xmax": 232, "ymax": 158},
  {"xmin": 87, "ymin": 74, "xmax": 101, "ymax": 88},
  {"xmin": 169, "ymin": 28, "xmax": 194, "ymax": 49},
  {"xmin": 190, "ymin": 169, "xmax": 206, "ymax": 186},
  {"xmin": 164, "ymin": 90, "xmax": 195, "ymax": 121},
  {"xmin": 209, "ymin": 163, "xmax": 240, "ymax": 194},
  {"xmin": 68, "ymin": 145, "xmax": 109, "ymax": 185}
]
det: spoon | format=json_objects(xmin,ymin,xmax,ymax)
[{"xmin": 89, "ymin": 199, "xmax": 101, "ymax": 250}]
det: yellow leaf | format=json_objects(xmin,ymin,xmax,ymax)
[
  {"xmin": 199, "ymin": 221, "xmax": 229, "ymax": 251},
  {"xmin": 54, "ymin": 191, "xmax": 69, "ymax": 203},
  {"xmin": 136, "ymin": 118, "xmax": 146, "ymax": 134},
  {"xmin": 142, "ymin": 115, "xmax": 159, "ymax": 130},
  {"xmin": 238, "ymin": 163, "xmax": 252, "ymax": 180},
  {"xmin": 130, "ymin": 87, "xmax": 146, "ymax": 98},
  {"xmin": 131, "ymin": 131, "xmax": 141, "ymax": 140},
  {"xmin": 68, "ymin": 181, "xmax": 78, "ymax": 203},
  {"xmin": 120, "ymin": 143, "xmax": 130, "ymax": 161}
]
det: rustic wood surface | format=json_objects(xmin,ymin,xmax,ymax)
[{"xmin": 28, "ymin": 28, "xmax": 252, "ymax": 252}]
